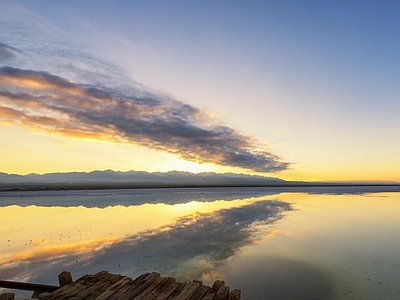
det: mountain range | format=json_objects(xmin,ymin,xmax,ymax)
[
  {"xmin": 0, "ymin": 170, "xmax": 398, "ymax": 191},
  {"xmin": 0, "ymin": 170, "xmax": 288, "ymax": 190}
]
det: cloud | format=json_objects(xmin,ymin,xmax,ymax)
[
  {"xmin": 0, "ymin": 3, "xmax": 289, "ymax": 172},
  {"xmin": 0, "ymin": 66, "xmax": 289, "ymax": 172},
  {"xmin": 0, "ymin": 42, "xmax": 20, "ymax": 62}
]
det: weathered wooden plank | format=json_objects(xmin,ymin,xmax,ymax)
[
  {"xmin": 68, "ymin": 274, "xmax": 124, "ymax": 300},
  {"xmin": 80, "ymin": 271, "xmax": 115, "ymax": 285},
  {"xmin": 38, "ymin": 284, "xmax": 84, "ymax": 300},
  {"xmin": 38, "ymin": 281, "xmax": 83, "ymax": 300},
  {"xmin": 173, "ymin": 281, "xmax": 201, "ymax": 300},
  {"xmin": 140, "ymin": 277, "xmax": 175, "ymax": 300},
  {"xmin": 78, "ymin": 271, "xmax": 110, "ymax": 286},
  {"xmin": 98, "ymin": 273, "xmax": 150, "ymax": 300},
  {"xmin": 0, "ymin": 293, "xmax": 14, "ymax": 300},
  {"xmin": 39, "ymin": 283, "xmax": 81, "ymax": 299},
  {"xmin": 190, "ymin": 285, "xmax": 210, "ymax": 300},
  {"xmin": 154, "ymin": 281, "xmax": 181, "ymax": 300},
  {"xmin": 85, "ymin": 271, "xmax": 122, "ymax": 286},
  {"xmin": 103, "ymin": 274, "xmax": 125, "ymax": 287},
  {"xmin": 227, "ymin": 289, "xmax": 241, "ymax": 300},
  {"xmin": 211, "ymin": 281, "xmax": 224, "ymax": 292},
  {"xmin": 164, "ymin": 281, "xmax": 188, "ymax": 300},
  {"xmin": 117, "ymin": 272, "xmax": 160, "ymax": 300},
  {"xmin": 94, "ymin": 277, "xmax": 132, "ymax": 300},
  {"xmin": 133, "ymin": 273, "xmax": 151, "ymax": 284},
  {"xmin": 73, "ymin": 273, "xmax": 124, "ymax": 299},
  {"xmin": 200, "ymin": 290, "xmax": 217, "ymax": 300},
  {"xmin": 214, "ymin": 286, "xmax": 230, "ymax": 300},
  {"xmin": 132, "ymin": 276, "xmax": 167, "ymax": 300},
  {"xmin": 68, "ymin": 283, "xmax": 107, "ymax": 300},
  {"xmin": 200, "ymin": 280, "xmax": 225, "ymax": 300}
]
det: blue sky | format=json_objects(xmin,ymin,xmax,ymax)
[{"xmin": 0, "ymin": 0, "xmax": 399, "ymax": 181}]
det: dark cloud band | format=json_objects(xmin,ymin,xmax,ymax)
[{"xmin": 0, "ymin": 66, "xmax": 289, "ymax": 172}]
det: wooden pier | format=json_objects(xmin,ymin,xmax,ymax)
[{"xmin": 1, "ymin": 271, "xmax": 240, "ymax": 300}]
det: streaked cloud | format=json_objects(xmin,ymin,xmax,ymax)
[
  {"xmin": 0, "ymin": 3, "xmax": 288, "ymax": 172},
  {"xmin": 0, "ymin": 65, "xmax": 288, "ymax": 172}
]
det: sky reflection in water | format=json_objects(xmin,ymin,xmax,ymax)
[{"xmin": 1, "ymin": 188, "xmax": 400, "ymax": 299}]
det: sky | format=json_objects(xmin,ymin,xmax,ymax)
[{"xmin": 0, "ymin": 0, "xmax": 399, "ymax": 182}]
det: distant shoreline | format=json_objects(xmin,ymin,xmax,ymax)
[{"xmin": 1, "ymin": 182, "xmax": 399, "ymax": 192}]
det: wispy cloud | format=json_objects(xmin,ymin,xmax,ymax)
[
  {"xmin": 0, "ymin": 3, "xmax": 289, "ymax": 172},
  {"xmin": 0, "ymin": 66, "xmax": 288, "ymax": 172},
  {"xmin": 0, "ymin": 42, "xmax": 20, "ymax": 61}
]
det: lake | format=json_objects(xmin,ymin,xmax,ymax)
[{"xmin": 1, "ymin": 186, "xmax": 399, "ymax": 299}]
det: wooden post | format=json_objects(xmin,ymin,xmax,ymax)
[{"xmin": 58, "ymin": 271, "xmax": 73, "ymax": 287}]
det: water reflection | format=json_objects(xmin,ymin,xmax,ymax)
[
  {"xmin": 1, "ymin": 189, "xmax": 400, "ymax": 300},
  {"xmin": 88, "ymin": 200, "xmax": 291, "ymax": 280},
  {"xmin": 226, "ymin": 256, "xmax": 334, "ymax": 300},
  {"xmin": 0, "ymin": 187, "xmax": 279, "ymax": 207},
  {"xmin": 0, "ymin": 197, "xmax": 291, "ymax": 292},
  {"xmin": 1, "ymin": 185, "xmax": 398, "ymax": 208}
]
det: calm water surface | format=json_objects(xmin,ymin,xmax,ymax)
[{"xmin": 1, "ymin": 187, "xmax": 399, "ymax": 299}]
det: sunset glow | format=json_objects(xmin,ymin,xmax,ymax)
[{"xmin": 1, "ymin": 1, "xmax": 399, "ymax": 182}]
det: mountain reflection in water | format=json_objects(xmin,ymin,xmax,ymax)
[
  {"xmin": 1, "ymin": 188, "xmax": 400, "ymax": 300},
  {"xmin": 1, "ymin": 192, "xmax": 291, "ymax": 299}
]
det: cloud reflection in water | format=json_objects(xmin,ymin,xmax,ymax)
[
  {"xmin": 94, "ymin": 200, "xmax": 291, "ymax": 279},
  {"xmin": 0, "ymin": 199, "xmax": 291, "ymax": 289}
]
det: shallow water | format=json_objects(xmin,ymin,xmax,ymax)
[{"xmin": 1, "ymin": 187, "xmax": 399, "ymax": 299}]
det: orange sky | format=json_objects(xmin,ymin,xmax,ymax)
[{"xmin": 1, "ymin": 1, "xmax": 399, "ymax": 182}]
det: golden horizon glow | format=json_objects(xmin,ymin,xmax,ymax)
[{"xmin": 0, "ymin": 124, "xmax": 399, "ymax": 182}]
